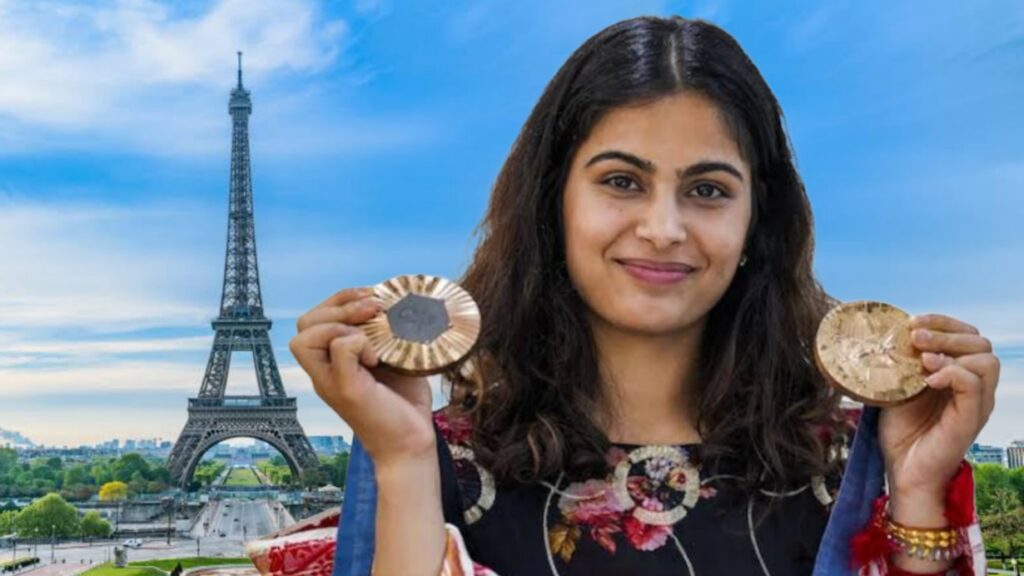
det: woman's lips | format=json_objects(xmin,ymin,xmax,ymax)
[{"xmin": 616, "ymin": 259, "xmax": 694, "ymax": 285}]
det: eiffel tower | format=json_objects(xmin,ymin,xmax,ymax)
[{"xmin": 167, "ymin": 53, "xmax": 319, "ymax": 487}]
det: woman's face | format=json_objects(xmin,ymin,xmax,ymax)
[{"xmin": 562, "ymin": 91, "xmax": 753, "ymax": 337}]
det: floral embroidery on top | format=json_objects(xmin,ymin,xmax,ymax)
[
  {"xmin": 435, "ymin": 409, "xmax": 496, "ymax": 525},
  {"xmin": 548, "ymin": 443, "xmax": 717, "ymax": 562}
]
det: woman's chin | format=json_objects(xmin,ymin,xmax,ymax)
[{"xmin": 606, "ymin": 312, "xmax": 694, "ymax": 337}]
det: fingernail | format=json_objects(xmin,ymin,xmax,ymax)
[
  {"xmin": 914, "ymin": 329, "xmax": 931, "ymax": 342},
  {"xmin": 925, "ymin": 372, "xmax": 942, "ymax": 385}
]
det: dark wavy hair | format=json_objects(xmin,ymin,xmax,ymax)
[{"xmin": 442, "ymin": 15, "xmax": 846, "ymax": 492}]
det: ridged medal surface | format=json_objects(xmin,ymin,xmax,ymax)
[
  {"xmin": 814, "ymin": 301, "xmax": 927, "ymax": 406},
  {"xmin": 361, "ymin": 274, "xmax": 480, "ymax": 376}
]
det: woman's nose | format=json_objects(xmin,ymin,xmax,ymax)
[{"xmin": 635, "ymin": 192, "xmax": 687, "ymax": 250}]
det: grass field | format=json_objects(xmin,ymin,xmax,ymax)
[
  {"xmin": 223, "ymin": 467, "xmax": 261, "ymax": 487},
  {"xmin": 129, "ymin": 558, "xmax": 253, "ymax": 571},
  {"xmin": 83, "ymin": 557, "xmax": 254, "ymax": 576},
  {"xmin": 82, "ymin": 564, "xmax": 167, "ymax": 576}
]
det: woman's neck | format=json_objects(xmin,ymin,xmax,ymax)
[{"xmin": 590, "ymin": 314, "xmax": 705, "ymax": 445}]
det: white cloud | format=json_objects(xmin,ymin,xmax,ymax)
[
  {"xmin": 0, "ymin": 0, "xmax": 436, "ymax": 156},
  {"xmin": 0, "ymin": 194, "xmax": 222, "ymax": 333},
  {"xmin": 0, "ymin": 0, "xmax": 343, "ymax": 127},
  {"xmin": 0, "ymin": 334, "xmax": 210, "ymax": 359},
  {"xmin": 0, "ymin": 359, "xmax": 203, "ymax": 397}
]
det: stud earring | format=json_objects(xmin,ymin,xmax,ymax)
[{"xmin": 739, "ymin": 254, "xmax": 748, "ymax": 267}]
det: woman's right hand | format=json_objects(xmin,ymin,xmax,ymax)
[
  {"xmin": 289, "ymin": 286, "xmax": 437, "ymax": 470},
  {"xmin": 291, "ymin": 286, "xmax": 447, "ymax": 576}
]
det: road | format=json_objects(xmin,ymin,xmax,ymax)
[
  {"xmin": 6, "ymin": 536, "xmax": 244, "ymax": 569},
  {"xmin": 4, "ymin": 496, "xmax": 295, "ymax": 571},
  {"xmin": 198, "ymin": 500, "xmax": 283, "ymax": 540}
]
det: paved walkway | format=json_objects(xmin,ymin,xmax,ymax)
[{"xmin": 19, "ymin": 561, "xmax": 94, "ymax": 576}]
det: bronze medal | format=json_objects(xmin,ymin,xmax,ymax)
[
  {"xmin": 360, "ymin": 274, "xmax": 480, "ymax": 376},
  {"xmin": 813, "ymin": 301, "xmax": 927, "ymax": 406}
]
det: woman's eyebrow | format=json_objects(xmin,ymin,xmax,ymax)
[
  {"xmin": 678, "ymin": 160, "xmax": 745, "ymax": 183},
  {"xmin": 585, "ymin": 150, "xmax": 744, "ymax": 183},
  {"xmin": 585, "ymin": 150, "xmax": 655, "ymax": 173}
]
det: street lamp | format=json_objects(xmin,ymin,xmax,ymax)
[{"xmin": 50, "ymin": 524, "xmax": 55, "ymax": 563}]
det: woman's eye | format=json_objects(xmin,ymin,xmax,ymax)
[
  {"xmin": 603, "ymin": 175, "xmax": 641, "ymax": 192},
  {"xmin": 691, "ymin": 183, "xmax": 727, "ymax": 200}
]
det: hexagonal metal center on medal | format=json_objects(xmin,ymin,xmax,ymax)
[{"xmin": 386, "ymin": 293, "xmax": 451, "ymax": 343}]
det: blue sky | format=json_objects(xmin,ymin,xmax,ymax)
[{"xmin": 0, "ymin": 0, "xmax": 1021, "ymax": 449}]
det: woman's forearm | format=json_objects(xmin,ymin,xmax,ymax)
[{"xmin": 372, "ymin": 453, "xmax": 447, "ymax": 576}]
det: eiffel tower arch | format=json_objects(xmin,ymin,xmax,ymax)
[{"xmin": 167, "ymin": 53, "xmax": 319, "ymax": 487}]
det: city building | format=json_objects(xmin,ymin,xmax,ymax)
[
  {"xmin": 1007, "ymin": 440, "xmax": 1024, "ymax": 469},
  {"xmin": 966, "ymin": 442, "xmax": 1005, "ymax": 466},
  {"xmin": 308, "ymin": 436, "xmax": 350, "ymax": 455}
]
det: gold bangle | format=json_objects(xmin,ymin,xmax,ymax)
[{"xmin": 884, "ymin": 519, "xmax": 962, "ymax": 561}]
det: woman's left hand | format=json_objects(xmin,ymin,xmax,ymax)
[{"xmin": 879, "ymin": 313, "xmax": 1000, "ymax": 505}]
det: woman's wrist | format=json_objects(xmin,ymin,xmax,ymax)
[
  {"xmin": 374, "ymin": 447, "xmax": 439, "ymax": 488},
  {"xmin": 888, "ymin": 488, "xmax": 947, "ymax": 528},
  {"xmin": 887, "ymin": 490, "xmax": 955, "ymax": 573},
  {"xmin": 853, "ymin": 461, "xmax": 975, "ymax": 574}
]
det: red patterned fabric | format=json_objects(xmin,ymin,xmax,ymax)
[{"xmin": 245, "ymin": 508, "xmax": 340, "ymax": 576}]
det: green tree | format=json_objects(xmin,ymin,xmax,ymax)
[
  {"xmin": 128, "ymin": 478, "xmax": 148, "ymax": 496},
  {"xmin": 113, "ymin": 453, "xmax": 151, "ymax": 483},
  {"xmin": 149, "ymin": 465, "xmax": 171, "ymax": 484},
  {"xmin": 981, "ymin": 508, "xmax": 1024, "ymax": 559},
  {"xmin": 90, "ymin": 461, "xmax": 113, "ymax": 485},
  {"xmin": 61, "ymin": 484, "xmax": 96, "ymax": 502},
  {"xmin": 330, "ymin": 452, "xmax": 349, "ymax": 488},
  {"xmin": 30, "ymin": 463, "xmax": 57, "ymax": 484},
  {"xmin": 79, "ymin": 511, "xmax": 112, "ymax": 538},
  {"xmin": 299, "ymin": 467, "xmax": 329, "ymax": 489},
  {"xmin": 64, "ymin": 465, "xmax": 92, "ymax": 487},
  {"xmin": 974, "ymin": 463, "xmax": 1017, "ymax": 515},
  {"xmin": 0, "ymin": 448, "xmax": 16, "ymax": 474},
  {"xmin": 0, "ymin": 509, "xmax": 17, "ymax": 535},
  {"xmin": 13, "ymin": 493, "xmax": 80, "ymax": 537},
  {"xmin": 1009, "ymin": 467, "xmax": 1024, "ymax": 506}
]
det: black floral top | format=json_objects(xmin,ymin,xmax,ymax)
[{"xmin": 433, "ymin": 409, "xmax": 854, "ymax": 576}]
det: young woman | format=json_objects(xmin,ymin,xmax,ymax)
[{"xmin": 290, "ymin": 15, "xmax": 999, "ymax": 576}]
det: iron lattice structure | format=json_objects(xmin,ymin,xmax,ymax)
[{"xmin": 167, "ymin": 53, "xmax": 319, "ymax": 487}]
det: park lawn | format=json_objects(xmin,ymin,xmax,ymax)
[
  {"xmin": 224, "ymin": 468, "xmax": 261, "ymax": 487},
  {"xmin": 130, "ymin": 558, "xmax": 253, "ymax": 571},
  {"xmin": 83, "ymin": 563, "xmax": 168, "ymax": 576}
]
